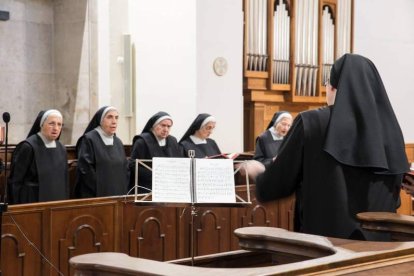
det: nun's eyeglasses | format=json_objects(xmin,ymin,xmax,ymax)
[
  {"xmin": 203, "ymin": 125, "xmax": 215, "ymax": 131},
  {"xmin": 47, "ymin": 122, "xmax": 63, "ymax": 128}
]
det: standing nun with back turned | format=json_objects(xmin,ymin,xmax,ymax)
[
  {"xmin": 245, "ymin": 54, "xmax": 409, "ymax": 241},
  {"xmin": 179, "ymin": 113, "xmax": 221, "ymax": 158},
  {"xmin": 75, "ymin": 106, "xmax": 129, "ymax": 198},
  {"xmin": 8, "ymin": 109, "xmax": 69, "ymax": 204}
]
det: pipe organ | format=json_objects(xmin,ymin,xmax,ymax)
[
  {"xmin": 243, "ymin": 0, "xmax": 353, "ymax": 150},
  {"xmin": 272, "ymin": 1, "xmax": 290, "ymax": 85}
]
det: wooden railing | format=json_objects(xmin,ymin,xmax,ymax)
[{"xmin": 1, "ymin": 186, "xmax": 295, "ymax": 276}]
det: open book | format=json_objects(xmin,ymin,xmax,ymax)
[
  {"xmin": 207, "ymin": 152, "xmax": 254, "ymax": 160},
  {"xmin": 151, "ymin": 157, "xmax": 236, "ymax": 203}
]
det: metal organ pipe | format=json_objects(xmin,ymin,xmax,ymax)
[
  {"xmin": 295, "ymin": 0, "xmax": 318, "ymax": 96},
  {"xmin": 245, "ymin": 0, "xmax": 353, "ymax": 96},
  {"xmin": 337, "ymin": 0, "xmax": 352, "ymax": 58},
  {"xmin": 272, "ymin": 1, "xmax": 290, "ymax": 84},
  {"xmin": 322, "ymin": 6, "xmax": 335, "ymax": 86},
  {"xmin": 247, "ymin": 0, "xmax": 268, "ymax": 71}
]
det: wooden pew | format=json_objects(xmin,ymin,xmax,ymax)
[
  {"xmin": 70, "ymin": 227, "xmax": 414, "ymax": 275},
  {"xmin": 357, "ymin": 211, "xmax": 414, "ymax": 241},
  {"xmin": 1, "ymin": 187, "xmax": 294, "ymax": 275}
]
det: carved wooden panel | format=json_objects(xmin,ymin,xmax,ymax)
[
  {"xmin": 0, "ymin": 186, "xmax": 310, "ymax": 275},
  {"xmin": 50, "ymin": 202, "xmax": 116, "ymax": 276},
  {"xmin": 229, "ymin": 187, "xmax": 280, "ymax": 250},
  {"xmin": 232, "ymin": 187, "xmax": 277, "ymax": 228},
  {"xmin": 122, "ymin": 204, "xmax": 177, "ymax": 261},
  {"xmin": 1, "ymin": 210, "xmax": 43, "ymax": 276},
  {"xmin": 177, "ymin": 207, "xmax": 232, "ymax": 259},
  {"xmin": 277, "ymin": 194, "xmax": 296, "ymax": 231}
]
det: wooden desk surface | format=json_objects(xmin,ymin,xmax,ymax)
[{"xmin": 70, "ymin": 227, "xmax": 414, "ymax": 275}]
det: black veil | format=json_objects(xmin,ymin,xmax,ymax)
[{"xmin": 324, "ymin": 54, "xmax": 408, "ymax": 174}]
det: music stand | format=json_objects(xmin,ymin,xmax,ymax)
[{"xmin": 133, "ymin": 151, "xmax": 252, "ymax": 265}]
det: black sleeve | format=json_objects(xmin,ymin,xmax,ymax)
[
  {"xmin": 256, "ymin": 115, "xmax": 304, "ymax": 202},
  {"xmin": 211, "ymin": 139, "xmax": 222, "ymax": 155},
  {"xmin": 253, "ymin": 137, "xmax": 273, "ymax": 166},
  {"xmin": 129, "ymin": 138, "xmax": 152, "ymax": 191},
  {"xmin": 179, "ymin": 141, "xmax": 190, "ymax": 157},
  {"xmin": 8, "ymin": 142, "xmax": 35, "ymax": 204},
  {"xmin": 130, "ymin": 138, "xmax": 149, "ymax": 159},
  {"xmin": 76, "ymin": 137, "xmax": 97, "ymax": 197}
]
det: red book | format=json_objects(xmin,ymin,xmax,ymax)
[{"xmin": 207, "ymin": 152, "xmax": 253, "ymax": 160}]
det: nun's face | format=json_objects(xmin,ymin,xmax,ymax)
[
  {"xmin": 101, "ymin": 110, "xmax": 119, "ymax": 135},
  {"xmin": 152, "ymin": 119, "xmax": 172, "ymax": 139},
  {"xmin": 275, "ymin": 117, "xmax": 292, "ymax": 137},
  {"xmin": 195, "ymin": 121, "xmax": 216, "ymax": 140},
  {"xmin": 41, "ymin": 115, "xmax": 63, "ymax": 141}
]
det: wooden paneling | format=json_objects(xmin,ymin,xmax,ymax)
[
  {"xmin": 406, "ymin": 143, "xmax": 414, "ymax": 163},
  {"xmin": 122, "ymin": 204, "xmax": 177, "ymax": 261},
  {"xmin": 1, "ymin": 186, "xmax": 293, "ymax": 275},
  {"xmin": 2, "ymin": 210, "xmax": 43, "ymax": 276}
]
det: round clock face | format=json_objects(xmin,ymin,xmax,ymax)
[{"xmin": 213, "ymin": 57, "xmax": 228, "ymax": 76}]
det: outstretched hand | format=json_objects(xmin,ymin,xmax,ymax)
[
  {"xmin": 402, "ymin": 173, "xmax": 414, "ymax": 196},
  {"xmin": 236, "ymin": 160, "xmax": 266, "ymax": 182}
]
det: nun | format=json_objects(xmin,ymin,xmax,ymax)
[
  {"xmin": 8, "ymin": 109, "xmax": 69, "ymax": 204},
  {"xmin": 130, "ymin": 111, "xmax": 183, "ymax": 192},
  {"xmin": 75, "ymin": 106, "xmax": 129, "ymax": 198},
  {"xmin": 179, "ymin": 113, "xmax": 221, "ymax": 158},
  {"xmin": 254, "ymin": 111, "xmax": 292, "ymax": 166},
  {"xmin": 249, "ymin": 54, "xmax": 409, "ymax": 241}
]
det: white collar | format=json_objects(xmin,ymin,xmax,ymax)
[
  {"xmin": 37, "ymin": 132, "xmax": 57, "ymax": 148},
  {"xmin": 95, "ymin": 126, "xmax": 114, "ymax": 145},
  {"xmin": 152, "ymin": 131, "xmax": 167, "ymax": 146},
  {"xmin": 190, "ymin": 135, "xmax": 207, "ymax": 144},
  {"xmin": 268, "ymin": 127, "xmax": 284, "ymax": 141}
]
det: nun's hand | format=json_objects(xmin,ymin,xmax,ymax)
[
  {"xmin": 402, "ymin": 173, "xmax": 414, "ymax": 196},
  {"xmin": 236, "ymin": 160, "xmax": 265, "ymax": 182}
]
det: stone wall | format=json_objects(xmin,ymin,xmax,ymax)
[{"xmin": 0, "ymin": 0, "xmax": 94, "ymax": 145}]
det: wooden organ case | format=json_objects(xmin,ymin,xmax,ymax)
[{"xmin": 243, "ymin": 0, "xmax": 353, "ymax": 150}]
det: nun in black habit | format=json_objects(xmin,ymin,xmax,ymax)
[
  {"xmin": 8, "ymin": 109, "xmax": 69, "ymax": 204},
  {"xmin": 179, "ymin": 113, "xmax": 221, "ymax": 158},
  {"xmin": 254, "ymin": 111, "xmax": 292, "ymax": 166},
  {"xmin": 252, "ymin": 54, "xmax": 409, "ymax": 241},
  {"xmin": 75, "ymin": 106, "xmax": 129, "ymax": 198},
  {"xmin": 130, "ymin": 111, "xmax": 183, "ymax": 193}
]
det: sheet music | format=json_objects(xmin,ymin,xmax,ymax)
[
  {"xmin": 195, "ymin": 159, "xmax": 236, "ymax": 203},
  {"xmin": 151, "ymin": 157, "xmax": 235, "ymax": 204},
  {"xmin": 152, "ymin": 157, "xmax": 191, "ymax": 202}
]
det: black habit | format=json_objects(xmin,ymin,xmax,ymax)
[
  {"xmin": 256, "ymin": 54, "xmax": 409, "ymax": 241},
  {"xmin": 75, "ymin": 106, "xmax": 129, "ymax": 198},
  {"xmin": 254, "ymin": 111, "xmax": 290, "ymax": 166},
  {"xmin": 179, "ymin": 113, "xmax": 221, "ymax": 158},
  {"xmin": 180, "ymin": 138, "xmax": 221, "ymax": 158},
  {"xmin": 253, "ymin": 131, "xmax": 283, "ymax": 167},
  {"xmin": 130, "ymin": 133, "xmax": 183, "ymax": 192},
  {"xmin": 8, "ymin": 111, "xmax": 69, "ymax": 204},
  {"xmin": 130, "ymin": 112, "xmax": 183, "ymax": 193}
]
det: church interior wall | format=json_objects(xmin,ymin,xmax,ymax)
[
  {"xmin": 0, "ymin": 0, "xmax": 413, "ymax": 148},
  {"xmin": 0, "ymin": 0, "xmax": 56, "ymax": 143},
  {"xmin": 354, "ymin": 0, "xmax": 414, "ymax": 143}
]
